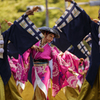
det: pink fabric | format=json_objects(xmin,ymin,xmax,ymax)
[
  {"xmin": 62, "ymin": 50, "xmax": 80, "ymax": 72},
  {"xmin": 78, "ymin": 59, "xmax": 89, "ymax": 84},
  {"xmin": 31, "ymin": 41, "xmax": 52, "ymax": 60},
  {"xmin": 8, "ymin": 49, "xmax": 31, "ymax": 83},
  {"xmin": 15, "ymin": 49, "xmax": 31, "ymax": 83},
  {"xmin": 32, "ymin": 65, "xmax": 51, "ymax": 91},
  {"xmin": 31, "ymin": 41, "xmax": 80, "ymax": 97},
  {"xmin": 8, "ymin": 56, "xmax": 17, "ymax": 77},
  {"xmin": 51, "ymin": 49, "xmax": 79, "ymax": 96},
  {"xmin": 12, "ymin": 57, "xmax": 18, "ymax": 65},
  {"xmin": 32, "ymin": 41, "xmax": 51, "ymax": 92}
]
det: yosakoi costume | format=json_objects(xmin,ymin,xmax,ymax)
[
  {"xmin": 52, "ymin": 24, "xmax": 90, "ymax": 59},
  {"xmin": 61, "ymin": 54, "xmax": 89, "ymax": 100},
  {"xmin": 7, "ymin": 41, "xmax": 34, "ymax": 95},
  {"xmin": 31, "ymin": 39, "xmax": 88, "ymax": 100},
  {"xmin": 8, "ymin": 50, "xmax": 34, "ymax": 100},
  {"xmin": 15, "ymin": 49, "xmax": 31, "ymax": 84},
  {"xmin": 0, "ymin": 13, "xmax": 43, "ymax": 100},
  {"xmin": 53, "ymin": 1, "xmax": 100, "ymax": 100},
  {"xmin": 8, "ymin": 49, "xmax": 31, "ymax": 94}
]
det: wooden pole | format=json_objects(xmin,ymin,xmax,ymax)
[{"xmin": 45, "ymin": 0, "xmax": 49, "ymax": 27}]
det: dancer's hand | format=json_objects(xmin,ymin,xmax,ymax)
[
  {"xmin": 26, "ymin": 6, "xmax": 40, "ymax": 15},
  {"xmin": 38, "ymin": 46, "xmax": 44, "ymax": 52},
  {"xmin": 58, "ymin": 52, "xmax": 64, "ymax": 56},
  {"xmin": 68, "ymin": 68, "xmax": 79, "ymax": 77},
  {"xmin": 93, "ymin": 19, "xmax": 99, "ymax": 23},
  {"xmin": 68, "ymin": 68, "xmax": 73, "ymax": 73},
  {"xmin": 73, "ymin": 72, "xmax": 79, "ymax": 77},
  {"xmin": 31, "ymin": 45, "xmax": 40, "ymax": 52},
  {"xmin": 31, "ymin": 45, "xmax": 44, "ymax": 52},
  {"xmin": 4, "ymin": 19, "xmax": 13, "ymax": 26},
  {"xmin": 84, "ymin": 70, "xmax": 87, "ymax": 74},
  {"xmin": 79, "ymin": 58, "xmax": 84, "ymax": 64}
]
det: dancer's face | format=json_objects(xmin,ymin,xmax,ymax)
[{"xmin": 45, "ymin": 33, "xmax": 55, "ymax": 43}]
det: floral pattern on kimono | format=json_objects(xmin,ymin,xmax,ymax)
[
  {"xmin": 51, "ymin": 48, "xmax": 79, "ymax": 97},
  {"xmin": 8, "ymin": 56, "xmax": 17, "ymax": 78},
  {"xmin": 8, "ymin": 49, "xmax": 31, "ymax": 83}
]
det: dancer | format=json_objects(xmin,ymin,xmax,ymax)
[
  {"xmin": 30, "ymin": 26, "xmax": 88, "ymax": 100},
  {"xmin": 0, "ymin": 7, "xmax": 43, "ymax": 100},
  {"xmin": 53, "ymin": 0, "xmax": 100, "ymax": 99}
]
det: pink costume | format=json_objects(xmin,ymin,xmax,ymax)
[
  {"xmin": 31, "ymin": 41, "xmax": 84, "ymax": 98},
  {"xmin": 60, "ymin": 51, "xmax": 89, "ymax": 88},
  {"xmin": 78, "ymin": 59, "xmax": 89, "ymax": 84},
  {"xmin": 8, "ymin": 56, "xmax": 17, "ymax": 78},
  {"xmin": 8, "ymin": 49, "xmax": 31, "ymax": 89}
]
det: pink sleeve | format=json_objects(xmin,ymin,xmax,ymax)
[
  {"xmin": 22, "ymin": 48, "xmax": 31, "ymax": 64},
  {"xmin": 53, "ymin": 46, "xmax": 61, "ymax": 53}
]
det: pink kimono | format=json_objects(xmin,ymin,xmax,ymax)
[
  {"xmin": 8, "ymin": 49, "xmax": 31, "ymax": 84},
  {"xmin": 31, "ymin": 41, "xmax": 83, "ymax": 98},
  {"xmin": 8, "ymin": 56, "xmax": 17, "ymax": 78}
]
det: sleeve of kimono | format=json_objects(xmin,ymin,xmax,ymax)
[
  {"xmin": 0, "ymin": 13, "xmax": 43, "ymax": 85},
  {"xmin": 52, "ymin": 1, "xmax": 91, "ymax": 59},
  {"xmin": 22, "ymin": 48, "xmax": 31, "ymax": 65},
  {"xmin": 86, "ymin": 21, "xmax": 100, "ymax": 87},
  {"xmin": 52, "ymin": 1, "xmax": 100, "ymax": 87},
  {"xmin": 68, "ymin": 45, "xmax": 88, "ymax": 59},
  {"xmin": 53, "ymin": 1, "xmax": 91, "ymax": 47},
  {"xmin": 7, "ymin": 42, "xmax": 19, "ymax": 59},
  {"xmin": 83, "ymin": 33, "xmax": 92, "ymax": 47},
  {"xmin": 52, "ymin": 46, "xmax": 61, "ymax": 53},
  {"xmin": 63, "ymin": 50, "xmax": 80, "ymax": 71},
  {"xmin": 51, "ymin": 47, "xmax": 78, "ymax": 97},
  {"xmin": 52, "ymin": 30, "xmax": 71, "ymax": 52},
  {"xmin": 0, "ymin": 34, "xmax": 10, "ymax": 85},
  {"xmin": 8, "ymin": 56, "xmax": 17, "ymax": 74},
  {"xmin": 2, "ymin": 13, "xmax": 44, "ymax": 55}
]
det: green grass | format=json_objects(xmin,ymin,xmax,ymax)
[{"xmin": 0, "ymin": 0, "xmax": 99, "ymax": 32}]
